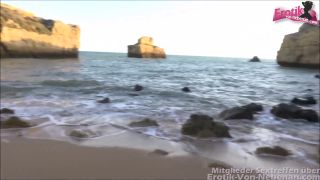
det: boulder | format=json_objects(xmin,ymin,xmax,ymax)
[
  {"xmin": 128, "ymin": 36, "xmax": 166, "ymax": 58},
  {"xmin": 249, "ymin": 56, "xmax": 260, "ymax": 62},
  {"xmin": 69, "ymin": 129, "xmax": 98, "ymax": 138},
  {"xmin": 128, "ymin": 118, "xmax": 159, "ymax": 127},
  {"xmin": 315, "ymin": 74, "xmax": 320, "ymax": 79},
  {"xmin": 134, "ymin": 84, "xmax": 143, "ymax": 91},
  {"xmin": 181, "ymin": 114, "xmax": 231, "ymax": 138},
  {"xmin": 97, "ymin": 97, "xmax": 110, "ymax": 103},
  {"xmin": 0, "ymin": 3, "xmax": 80, "ymax": 58},
  {"xmin": 181, "ymin": 87, "xmax": 191, "ymax": 92},
  {"xmin": 255, "ymin": 146, "xmax": 291, "ymax": 156},
  {"xmin": 271, "ymin": 103, "xmax": 319, "ymax": 122},
  {"xmin": 219, "ymin": 103, "xmax": 263, "ymax": 120},
  {"xmin": 0, "ymin": 116, "xmax": 31, "ymax": 128},
  {"xmin": 0, "ymin": 108, "xmax": 15, "ymax": 114},
  {"xmin": 291, "ymin": 96, "xmax": 317, "ymax": 105},
  {"xmin": 277, "ymin": 23, "xmax": 320, "ymax": 68}
]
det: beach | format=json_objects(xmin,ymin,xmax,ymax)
[{"xmin": 1, "ymin": 137, "xmax": 212, "ymax": 179}]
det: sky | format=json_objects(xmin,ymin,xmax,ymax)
[{"xmin": 2, "ymin": 1, "xmax": 320, "ymax": 59}]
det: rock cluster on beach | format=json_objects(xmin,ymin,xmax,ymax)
[
  {"xmin": 277, "ymin": 23, "xmax": 320, "ymax": 68},
  {"xmin": 127, "ymin": 36, "xmax": 166, "ymax": 58},
  {"xmin": 0, "ymin": 3, "xmax": 80, "ymax": 58}
]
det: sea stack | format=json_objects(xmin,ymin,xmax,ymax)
[
  {"xmin": 128, "ymin": 36, "xmax": 166, "ymax": 58},
  {"xmin": 277, "ymin": 23, "xmax": 319, "ymax": 68},
  {"xmin": 0, "ymin": 3, "xmax": 80, "ymax": 58}
]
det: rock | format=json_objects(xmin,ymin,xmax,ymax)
[
  {"xmin": 134, "ymin": 84, "xmax": 143, "ymax": 91},
  {"xmin": 151, "ymin": 149, "xmax": 169, "ymax": 156},
  {"xmin": 97, "ymin": 97, "xmax": 110, "ymax": 103},
  {"xmin": 128, "ymin": 93, "xmax": 139, "ymax": 96},
  {"xmin": 277, "ymin": 23, "xmax": 319, "ymax": 68},
  {"xmin": 0, "ymin": 108, "xmax": 15, "ymax": 114},
  {"xmin": 291, "ymin": 96, "xmax": 317, "ymax": 105},
  {"xmin": 219, "ymin": 103, "xmax": 263, "ymax": 120},
  {"xmin": 127, "ymin": 36, "xmax": 166, "ymax": 58},
  {"xmin": 181, "ymin": 114, "xmax": 231, "ymax": 138},
  {"xmin": 315, "ymin": 74, "xmax": 320, "ymax": 79},
  {"xmin": 0, "ymin": 3, "xmax": 80, "ymax": 58},
  {"xmin": 249, "ymin": 56, "xmax": 260, "ymax": 62},
  {"xmin": 255, "ymin": 146, "xmax": 291, "ymax": 156},
  {"xmin": 271, "ymin": 103, "xmax": 319, "ymax": 122},
  {"xmin": 0, "ymin": 116, "xmax": 31, "ymax": 128},
  {"xmin": 129, "ymin": 118, "xmax": 159, "ymax": 127},
  {"xmin": 69, "ymin": 129, "xmax": 97, "ymax": 138},
  {"xmin": 181, "ymin": 87, "xmax": 191, "ymax": 92}
]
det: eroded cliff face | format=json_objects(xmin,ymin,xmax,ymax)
[
  {"xmin": 128, "ymin": 36, "xmax": 166, "ymax": 58},
  {"xmin": 0, "ymin": 3, "xmax": 80, "ymax": 58},
  {"xmin": 277, "ymin": 23, "xmax": 320, "ymax": 68}
]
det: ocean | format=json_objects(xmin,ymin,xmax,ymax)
[{"xmin": 1, "ymin": 51, "xmax": 319, "ymax": 168}]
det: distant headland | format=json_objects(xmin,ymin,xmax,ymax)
[{"xmin": 0, "ymin": 3, "xmax": 80, "ymax": 58}]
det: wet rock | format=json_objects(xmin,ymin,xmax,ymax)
[
  {"xmin": 249, "ymin": 56, "xmax": 260, "ymax": 62},
  {"xmin": 129, "ymin": 118, "xmax": 159, "ymax": 127},
  {"xmin": 97, "ymin": 97, "xmax": 110, "ymax": 103},
  {"xmin": 291, "ymin": 96, "xmax": 317, "ymax": 105},
  {"xmin": 151, "ymin": 149, "xmax": 169, "ymax": 156},
  {"xmin": 181, "ymin": 114, "xmax": 231, "ymax": 138},
  {"xmin": 134, "ymin": 84, "xmax": 143, "ymax": 91},
  {"xmin": 315, "ymin": 74, "xmax": 320, "ymax": 79},
  {"xmin": 128, "ymin": 93, "xmax": 139, "ymax": 96},
  {"xmin": 69, "ymin": 129, "xmax": 97, "ymax": 138},
  {"xmin": 271, "ymin": 103, "xmax": 319, "ymax": 122},
  {"xmin": 181, "ymin": 87, "xmax": 191, "ymax": 92},
  {"xmin": 255, "ymin": 146, "xmax": 291, "ymax": 156},
  {"xmin": 0, "ymin": 108, "xmax": 15, "ymax": 114},
  {"xmin": 219, "ymin": 103, "xmax": 263, "ymax": 120},
  {"xmin": 0, "ymin": 116, "xmax": 31, "ymax": 129}
]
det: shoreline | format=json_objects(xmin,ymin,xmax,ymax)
[{"xmin": 1, "ymin": 137, "xmax": 212, "ymax": 179}]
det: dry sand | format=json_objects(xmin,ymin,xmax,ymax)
[{"xmin": 1, "ymin": 137, "xmax": 212, "ymax": 179}]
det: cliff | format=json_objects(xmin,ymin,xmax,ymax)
[
  {"xmin": 277, "ymin": 23, "xmax": 320, "ymax": 68},
  {"xmin": 128, "ymin": 36, "xmax": 166, "ymax": 58},
  {"xmin": 0, "ymin": 3, "xmax": 80, "ymax": 58}
]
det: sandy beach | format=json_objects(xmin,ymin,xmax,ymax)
[{"xmin": 1, "ymin": 137, "xmax": 211, "ymax": 179}]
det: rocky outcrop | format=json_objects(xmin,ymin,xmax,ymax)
[
  {"xmin": 0, "ymin": 3, "xmax": 80, "ymax": 58},
  {"xmin": 277, "ymin": 23, "xmax": 320, "ymax": 68},
  {"xmin": 128, "ymin": 36, "xmax": 166, "ymax": 58},
  {"xmin": 181, "ymin": 114, "xmax": 231, "ymax": 138},
  {"xmin": 249, "ymin": 56, "xmax": 260, "ymax": 62},
  {"xmin": 271, "ymin": 103, "xmax": 319, "ymax": 122}
]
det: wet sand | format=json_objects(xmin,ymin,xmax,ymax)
[{"xmin": 1, "ymin": 137, "xmax": 211, "ymax": 179}]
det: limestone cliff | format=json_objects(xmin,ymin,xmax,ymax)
[
  {"xmin": 128, "ymin": 37, "xmax": 166, "ymax": 58},
  {"xmin": 277, "ymin": 23, "xmax": 319, "ymax": 68},
  {"xmin": 0, "ymin": 3, "xmax": 80, "ymax": 58}
]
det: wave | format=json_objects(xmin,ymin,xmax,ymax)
[{"xmin": 41, "ymin": 79, "xmax": 100, "ymax": 87}]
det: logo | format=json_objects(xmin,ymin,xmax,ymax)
[{"xmin": 273, "ymin": 1, "xmax": 319, "ymax": 26}]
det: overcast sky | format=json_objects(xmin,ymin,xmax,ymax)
[{"xmin": 3, "ymin": 1, "xmax": 319, "ymax": 59}]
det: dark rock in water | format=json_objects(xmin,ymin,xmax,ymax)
[
  {"xmin": 151, "ymin": 149, "xmax": 169, "ymax": 156},
  {"xmin": 0, "ymin": 108, "xmax": 15, "ymax": 114},
  {"xmin": 182, "ymin": 87, "xmax": 191, "ymax": 92},
  {"xmin": 134, "ymin": 84, "xmax": 143, "ymax": 91},
  {"xmin": 291, "ymin": 96, "xmax": 317, "ymax": 105},
  {"xmin": 315, "ymin": 74, "xmax": 320, "ymax": 79},
  {"xmin": 69, "ymin": 129, "xmax": 98, "ymax": 138},
  {"xmin": 255, "ymin": 146, "xmax": 291, "ymax": 156},
  {"xmin": 219, "ymin": 103, "xmax": 263, "ymax": 120},
  {"xmin": 243, "ymin": 103, "xmax": 263, "ymax": 112},
  {"xmin": 128, "ymin": 93, "xmax": 139, "ymax": 96},
  {"xmin": 181, "ymin": 114, "xmax": 231, "ymax": 138},
  {"xmin": 129, "ymin": 118, "xmax": 159, "ymax": 127},
  {"xmin": 249, "ymin": 56, "xmax": 260, "ymax": 62},
  {"xmin": 271, "ymin": 103, "xmax": 319, "ymax": 122},
  {"xmin": 97, "ymin": 97, "xmax": 110, "ymax": 103},
  {"xmin": 0, "ymin": 116, "xmax": 31, "ymax": 129}
]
